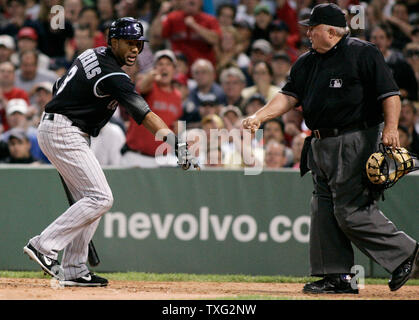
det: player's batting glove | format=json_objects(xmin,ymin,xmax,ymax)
[{"xmin": 164, "ymin": 133, "xmax": 193, "ymax": 170}]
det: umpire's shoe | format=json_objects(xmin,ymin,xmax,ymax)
[
  {"xmin": 23, "ymin": 243, "xmax": 61, "ymax": 278},
  {"xmin": 303, "ymin": 274, "xmax": 359, "ymax": 294},
  {"xmin": 59, "ymin": 272, "xmax": 108, "ymax": 287},
  {"xmin": 389, "ymin": 242, "xmax": 419, "ymax": 291}
]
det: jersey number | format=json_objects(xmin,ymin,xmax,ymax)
[{"xmin": 56, "ymin": 65, "xmax": 78, "ymax": 95}]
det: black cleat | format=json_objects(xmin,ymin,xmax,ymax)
[
  {"xmin": 303, "ymin": 275, "xmax": 359, "ymax": 294},
  {"xmin": 59, "ymin": 272, "xmax": 108, "ymax": 287},
  {"xmin": 389, "ymin": 243, "xmax": 419, "ymax": 291},
  {"xmin": 23, "ymin": 243, "xmax": 61, "ymax": 278}
]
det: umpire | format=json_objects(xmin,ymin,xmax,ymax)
[{"xmin": 243, "ymin": 3, "xmax": 418, "ymax": 294}]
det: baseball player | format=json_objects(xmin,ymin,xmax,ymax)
[
  {"xmin": 243, "ymin": 4, "xmax": 418, "ymax": 293},
  {"xmin": 23, "ymin": 17, "xmax": 190, "ymax": 287}
]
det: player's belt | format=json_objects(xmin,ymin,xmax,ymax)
[
  {"xmin": 42, "ymin": 113, "xmax": 55, "ymax": 121},
  {"xmin": 312, "ymin": 120, "xmax": 382, "ymax": 139}
]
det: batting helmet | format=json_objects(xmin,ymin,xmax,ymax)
[{"xmin": 107, "ymin": 17, "xmax": 148, "ymax": 45}]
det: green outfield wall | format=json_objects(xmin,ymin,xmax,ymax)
[{"xmin": 0, "ymin": 166, "xmax": 417, "ymax": 277}]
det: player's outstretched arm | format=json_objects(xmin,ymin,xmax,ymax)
[
  {"xmin": 242, "ymin": 92, "xmax": 298, "ymax": 133},
  {"xmin": 142, "ymin": 112, "xmax": 194, "ymax": 169},
  {"xmin": 142, "ymin": 111, "xmax": 172, "ymax": 139}
]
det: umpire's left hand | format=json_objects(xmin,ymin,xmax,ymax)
[{"xmin": 382, "ymin": 125, "xmax": 400, "ymax": 149}]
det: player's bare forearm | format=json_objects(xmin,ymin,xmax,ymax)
[
  {"xmin": 382, "ymin": 95, "xmax": 401, "ymax": 148},
  {"xmin": 142, "ymin": 111, "xmax": 172, "ymax": 140},
  {"xmin": 255, "ymin": 93, "xmax": 297, "ymax": 123}
]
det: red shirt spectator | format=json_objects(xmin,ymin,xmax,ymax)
[
  {"xmin": 0, "ymin": 61, "xmax": 29, "ymax": 132},
  {"xmin": 276, "ymin": 0, "xmax": 300, "ymax": 46},
  {"xmin": 161, "ymin": 10, "xmax": 222, "ymax": 68},
  {"xmin": 126, "ymin": 82, "xmax": 183, "ymax": 156}
]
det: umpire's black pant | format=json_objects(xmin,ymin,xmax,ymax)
[{"xmin": 308, "ymin": 123, "xmax": 416, "ymax": 276}]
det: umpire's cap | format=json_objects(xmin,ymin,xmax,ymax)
[
  {"xmin": 299, "ymin": 4, "xmax": 347, "ymax": 28},
  {"xmin": 108, "ymin": 17, "xmax": 148, "ymax": 45}
]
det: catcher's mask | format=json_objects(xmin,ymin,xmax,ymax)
[{"xmin": 366, "ymin": 143, "xmax": 418, "ymax": 189}]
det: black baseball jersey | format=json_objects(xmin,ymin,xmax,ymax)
[
  {"xmin": 45, "ymin": 47, "xmax": 151, "ymax": 137},
  {"xmin": 281, "ymin": 35, "xmax": 400, "ymax": 130}
]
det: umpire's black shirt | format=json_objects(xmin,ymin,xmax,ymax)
[{"xmin": 281, "ymin": 35, "xmax": 400, "ymax": 130}]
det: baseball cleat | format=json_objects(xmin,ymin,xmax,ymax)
[
  {"xmin": 59, "ymin": 272, "xmax": 108, "ymax": 287},
  {"xmin": 23, "ymin": 243, "xmax": 61, "ymax": 278},
  {"xmin": 303, "ymin": 275, "xmax": 359, "ymax": 294},
  {"xmin": 389, "ymin": 242, "xmax": 419, "ymax": 291}
]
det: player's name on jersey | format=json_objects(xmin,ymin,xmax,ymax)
[{"xmin": 78, "ymin": 49, "xmax": 102, "ymax": 79}]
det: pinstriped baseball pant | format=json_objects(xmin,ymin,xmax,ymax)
[{"xmin": 30, "ymin": 113, "xmax": 113, "ymax": 280}]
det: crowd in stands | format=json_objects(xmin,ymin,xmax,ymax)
[{"xmin": 0, "ymin": 0, "xmax": 418, "ymax": 169}]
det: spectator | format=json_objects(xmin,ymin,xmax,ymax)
[
  {"xmin": 242, "ymin": 39, "xmax": 273, "ymax": 86},
  {"xmin": 121, "ymin": 50, "xmax": 183, "ymax": 168},
  {"xmin": 216, "ymin": 3, "xmax": 236, "ymax": 28},
  {"xmin": 398, "ymin": 124, "xmax": 411, "ymax": 149},
  {"xmin": 275, "ymin": 0, "xmax": 299, "ymax": 45},
  {"xmin": 0, "ymin": 61, "xmax": 29, "ymax": 132},
  {"xmin": 271, "ymin": 53, "xmax": 291, "ymax": 88},
  {"xmin": 282, "ymin": 108, "xmax": 308, "ymax": 146},
  {"xmin": 173, "ymin": 72, "xmax": 196, "ymax": 129},
  {"xmin": 216, "ymin": 26, "xmax": 250, "ymax": 74},
  {"xmin": 269, "ymin": 20, "xmax": 298, "ymax": 63},
  {"xmin": 25, "ymin": 0, "xmax": 40, "ymax": 21},
  {"xmin": 399, "ymin": 99, "xmax": 419, "ymax": 155},
  {"xmin": 201, "ymin": 113, "xmax": 224, "ymax": 154},
  {"xmin": 185, "ymin": 58, "xmax": 226, "ymax": 125},
  {"xmin": 175, "ymin": 53, "xmax": 190, "ymax": 77},
  {"xmin": 66, "ymin": 24, "xmax": 95, "ymax": 64},
  {"xmin": 220, "ymin": 105, "xmax": 242, "ymax": 132},
  {"xmin": 262, "ymin": 117, "xmax": 293, "ymax": 165},
  {"xmin": 251, "ymin": 3, "xmax": 273, "ymax": 42},
  {"xmin": 291, "ymin": 132, "xmax": 307, "ymax": 169},
  {"xmin": 235, "ymin": 0, "xmax": 259, "ymax": 27},
  {"xmin": 220, "ymin": 67, "xmax": 247, "ymax": 109},
  {"xmin": 404, "ymin": 43, "xmax": 419, "ymax": 99},
  {"xmin": 233, "ymin": 20, "xmax": 253, "ymax": 58},
  {"xmin": 15, "ymin": 50, "xmax": 58, "ymax": 98},
  {"xmin": 11, "ymin": 27, "xmax": 50, "ymax": 70},
  {"xmin": 97, "ymin": 0, "xmax": 116, "ymax": 30},
  {"xmin": 30, "ymin": 81, "xmax": 53, "ymax": 127},
  {"xmin": 151, "ymin": 0, "xmax": 222, "ymax": 68},
  {"xmin": 198, "ymin": 96, "xmax": 223, "ymax": 120},
  {"xmin": 91, "ymin": 122, "xmax": 126, "ymax": 166},
  {"xmin": 385, "ymin": 2, "xmax": 413, "ymax": 51},
  {"xmin": 0, "ymin": 128, "xmax": 38, "ymax": 164},
  {"xmin": 37, "ymin": 0, "xmax": 74, "ymax": 58},
  {"xmin": 77, "ymin": 7, "xmax": 108, "ymax": 48},
  {"xmin": 2, "ymin": 98, "xmax": 47, "ymax": 163},
  {"xmin": 370, "ymin": 23, "xmax": 418, "ymax": 101},
  {"xmin": 64, "ymin": 0, "xmax": 83, "ymax": 25},
  {"xmin": 264, "ymin": 140, "xmax": 287, "ymax": 168},
  {"xmin": 241, "ymin": 60, "xmax": 280, "ymax": 103},
  {"xmin": 0, "ymin": 0, "xmax": 40, "ymax": 39},
  {"xmin": 0, "ymin": 35, "xmax": 15, "ymax": 63},
  {"xmin": 243, "ymin": 93, "xmax": 266, "ymax": 116}
]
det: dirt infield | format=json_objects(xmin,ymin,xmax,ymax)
[{"xmin": 0, "ymin": 278, "xmax": 418, "ymax": 300}]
